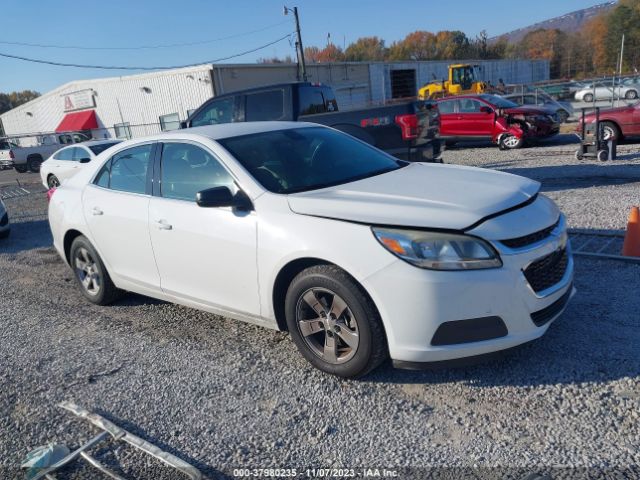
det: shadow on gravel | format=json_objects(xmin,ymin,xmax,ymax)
[
  {"xmin": 86, "ymin": 409, "xmax": 231, "ymax": 479},
  {"xmin": 111, "ymin": 293, "xmax": 168, "ymax": 308},
  {"xmin": 445, "ymin": 133, "xmax": 579, "ymax": 151},
  {"xmin": 0, "ymin": 219, "xmax": 52, "ymax": 254},
  {"xmin": 366, "ymin": 257, "xmax": 640, "ymax": 388},
  {"xmin": 497, "ymin": 164, "xmax": 640, "ymax": 192}
]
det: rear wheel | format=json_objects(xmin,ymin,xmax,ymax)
[
  {"xmin": 597, "ymin": 150, "xmax": 609, "ymax": 162},
  {"xmin": 47, "ymin": 174, "xmax": 60, "ymax": 189},
  {"xmin": 557, "ymin": 109, "xmax": 570, "ymax": 123},
  {"xmin": 70, "ymin": 236, "xmax": 123, "ymax": 305},
  {"xmin": 27, "ymin": 156, "xmax": 43, "ymax": 173},
  {"xmin": 600, "ymin": 121, "xmax": 620, "ymax": 141},
  {"xmin": 285, "ymin": 265, "xmax": 388, "ymax": 378}
]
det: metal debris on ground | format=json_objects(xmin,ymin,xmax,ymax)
[
  {"xmin": 569, "ymin": 229, "xmax": 639, "ymax": 263},
  {"xmin": 21, "ymin": 402, "xmax": 203, "ymax": 480}
]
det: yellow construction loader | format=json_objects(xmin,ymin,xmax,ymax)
[{"xmin": 418, "ymin": 64, "xmax": 488, "ymax": 99}]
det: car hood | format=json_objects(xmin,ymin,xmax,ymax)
[{"xmin": 287, "ymin": 163, "xmax": 540, "ymax": 230}]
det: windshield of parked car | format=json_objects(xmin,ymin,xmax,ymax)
[
  {"xmin": 88, "ymin": 142, "xmax": 121, "ymax": 155},
  {"xmin": 479, "ymin": 94, "xmax": 519, "ymax": 109},
  {"xmin": 218, "ymin": 127, "xmax": 406, "ymax": 194}
]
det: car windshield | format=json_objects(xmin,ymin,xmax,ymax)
[
  {"xmin": 218, "ymin": 127, "xmax": 406, "ymax": 194},
  {"xmin": 88, "ymin": 142, "xmax": 121, "ymax": 155},
  {"xmin": 479, "ymin": 94, "xmax": 519, "ymax": 109}
]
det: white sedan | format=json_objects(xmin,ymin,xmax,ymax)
[
  {"xmin": 574, "ymin": 83, "xmax": 638, "ymax": 102},
  {"xmin": 40, "ymin": 140, "xmax": 121, "ymax": 189},
  {"xmin": 48, "ymin": 122, "xmax": 574, "ymax": 377},
  {"xmin": 0, "ymin": 197, "xmax": 9, "ymax": 239}
]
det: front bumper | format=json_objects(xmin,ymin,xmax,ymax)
[
  {"xmin": 362, "ymin": 218, "xmax": 574, "ymax": 365},
  {"xmin": 0, "ymin": 159, "xmax": 14, "ymax": 169}
]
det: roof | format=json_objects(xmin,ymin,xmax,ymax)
[{"xmin": 163, "ymin": 121, "xmax": 315, "ymax": 140}]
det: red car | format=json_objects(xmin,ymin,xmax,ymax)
[
  {"xmin": 578, "ymin": 101, "xmax": 640, "ymax": 141},
  {"xmin": 437, "ymin": 94, "xmax": 560, "ymax": 149}
]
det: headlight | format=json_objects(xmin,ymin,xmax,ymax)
[{"xmin": 372, "ymin": 227, "xmax": 502, "ymax": 270}]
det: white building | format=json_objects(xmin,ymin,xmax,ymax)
[{"xmin": 0, "ymin": 59, "xmax": 549, "ymax": 145}]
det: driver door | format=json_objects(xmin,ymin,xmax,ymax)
[
  {"xmin": 148, "ymin": 141, "xmax": 260, "ymax": 316},
  {"xmin": 458, "ymin": 99, "xmax": 494, "ymax": 137}
]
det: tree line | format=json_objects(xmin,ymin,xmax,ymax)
[{"xmin": 260, "ymin": 0, "xmax": 640, "ymax": 80}]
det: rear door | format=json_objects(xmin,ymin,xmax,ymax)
[
  {"xmin": 436, "ymin": 99, "xmax": 459, "ymax": 136},
  {"xmin": 83, "ymin": 143, "xmax": 160, "ymax": 292}
]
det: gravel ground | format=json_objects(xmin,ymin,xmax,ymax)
[{"xmin": 0, "ymin": 145, "xmax": 639, "ymax": 479}]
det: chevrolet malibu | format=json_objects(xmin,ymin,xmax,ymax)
[{"xmin": 48, "ymin": 122, "xmax": 574, "ymax": 377}]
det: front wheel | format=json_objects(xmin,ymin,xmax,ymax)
[
  {"xmin": 625, "ymin": 89, "xmax": 638, "ymax": 100},
  {"xmin": 47, "ymin": 174, "xmax": 60, "ymax": 189},
  {"xmin": 583, "ymin": 93, "xmax": 594, "ymax": 103},
  {"xmin": 70, "ymin": 236, "xmax": 123, "ymax": 305},
  {"xmin": 499, "ymin": 134, "xmax": 523, "ymax": 150},
  {"xmin": 285, "ymin": 265, "xmax": 388, "ymax": 378},
  {"xmin": 600, "ymin": 121, "xmax": 620, "ymax": 142}
]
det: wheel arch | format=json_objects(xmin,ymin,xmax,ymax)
[
  {"xmin": 63, "ymin": 229, "xmax": 85, "ymax": 265},
  {"xmin": 271, "ymin": 257, "xmax": 381, "ymax": 333}
]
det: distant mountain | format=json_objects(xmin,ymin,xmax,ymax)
[{"xmin": 490, "ymin": 2, "xmax": 617, "ymax": 43}]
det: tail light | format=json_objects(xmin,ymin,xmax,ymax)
[
  {"xmin": 9, "ymin": 150, "xmax": 14, "ymax": 159},
  {"xmin": 395, "ymin": 114, "xmax": 419, "ymax": 140}
]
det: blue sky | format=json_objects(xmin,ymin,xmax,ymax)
[{"xmin": 0, "ymin": 0, "xmax": 603, "ymax": 93}]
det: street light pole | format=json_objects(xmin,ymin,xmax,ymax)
[{"xmin": 284, "ymin": 6, "xmax": 307, "ymax": 81}]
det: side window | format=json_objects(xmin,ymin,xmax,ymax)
[
  {"xmin": 94, "ymin": 160, "xmax": 111, "ymax": 188},
  {"xmin": 299, "ymin": 87, "xmax": 326, "ymax": 115},
  {"xmin": 245, "ymin": 90, "xmax": 285, "ymax": 121},
  {"xmin": 190, "ymin": 97, "xmax": 236, "ymax": 127},
  {"xmin": 109, "ymin": 144, "xmax": 153, "ymax": 194},
  {"xmin": 459, "ymin": 99, "xmax": 482, "ymax": 113},
  {"xmin": 160, "ymin": 143, "xmax": 235, "ymax": 202},
  {"xmin": 73, "ymin": 147, "xmax": 91, "ymax": 162},
  {"xmin": 54, "ymin": 147, "xmax": 75, "ymax": 161},
  {"xmin": 437, "ymin": 100, "xmax": 456, "ymax": 114},
  {"xmin": 321, "ymin": 87, "xmax": 338, "ymax": 112}
]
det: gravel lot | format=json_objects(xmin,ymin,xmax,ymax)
[{"xmin": 1, "ymin": 138, "xmax": 639, "ymax": 479}]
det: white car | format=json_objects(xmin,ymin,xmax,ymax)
[
  {"xmin": 0, "ymin": 197, "xmax": 9, "ymax": 239},
  {"xmin": 48, "ymin": 122, "xmax": 574, "ymax": 377},
  {"xmin": 575, "ymin": 83, "xmax": 638, "ymax": 102},
  {"xmin": 40, "ymin": 140, "xmax": 122, "ymax": 189}
]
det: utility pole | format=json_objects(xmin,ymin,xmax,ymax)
[{"xmin": 284, "ymin": 6, "xmax": 307, "ymax": 81}]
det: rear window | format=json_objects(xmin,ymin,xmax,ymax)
[{"xmin": 245, "ymin": 90, "xmax": 285, "ymax": 121}]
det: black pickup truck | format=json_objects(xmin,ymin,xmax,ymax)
[{"xmin": 182, "ymin": 82, "xmax": 441, "ymax": 161}]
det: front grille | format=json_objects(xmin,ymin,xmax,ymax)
[
  {"xmin": 523, "ymin": 248, "xmax": 568, "ymax": 294},
  {"xmin": 0, "ymin": 212, "xmax": 8, "ymax": 227},
  {"xmin": 531, "ymin": 284, "xmax": 573, "ymax": 327},
  {"xmin": 501, "ymin": 218, "xmax": 559, "ymax": 249}
]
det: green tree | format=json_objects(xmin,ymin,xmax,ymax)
[
  {"xmin": 0, "ymin": 90, "xmax": 40, "ymax": 115},
  {"xmin": 344, "ymin": 37, "xmax": 386, "ymax": 61}
]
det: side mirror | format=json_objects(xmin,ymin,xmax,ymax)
[
  {"xmin": 79, "ymin": 157, "xmax": 91, "ymax": 163},
  {"xmin": 196, "ymin": 186, "xmax": 252, "ymax": 210},
  {"xmin": 480, "ymin": 106, "xmax": 494, "ymax": 114}
]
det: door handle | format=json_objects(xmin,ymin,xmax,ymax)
[
  {"xmin": 92, "ymin": 207, "xmax": 103, "ymax": 216},
  {"xmin": 156, "ymin": 219, "xmax": 173, "ymax": 230}
]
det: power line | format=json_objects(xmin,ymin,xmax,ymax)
[
  {"xmin": 0, "ymin": 20, "xmax": 291, "ymax": 50},
  {"xmin": 0, "ymin": 33, "xmax": 295, "ymax": 71}
]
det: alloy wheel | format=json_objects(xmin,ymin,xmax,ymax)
[
  {"xmin": 47, "ymin": 175, "xmax": 60, "ymax": 189},
  {"xmin": 601, "ymin": 125, "xmax": 616, "ymax": 141},
  {"xmin": 74, "ymin": 247, "xmax": 101, "ymax": 296},
  {"xmin": 295, "ymin": 287, "xmax": 359, "ymax": 364},
  {"xmin": 502, "ymin": 135, "xmax": 521, "ymax": 149}
]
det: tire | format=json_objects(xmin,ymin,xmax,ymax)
[
  {"xmin": 284, "ymin": 265, "xmax": 388, "ymax": 378},
  {"xmin": 597, "ymin": 150, "xmax": 609, "ymax": 162},
  {"xmin": 625, "ymin": 89, "xmax": 638, "ymax": 100},
  {"xmin": 27, "ymin": 156, "xmax": 43, "ymax": 173},
  {"xmin": 583, "ymin": 93, "xmax": 594, "ymax": 103},
  {"xmin": 557, "ymin": 109, "xmax": 569, "ymax": 123},
  {"xmin": 0, "ymin": 229, "xmax": 10, "ymax": 239},
  {"xmin": 14, "ymin": 164, "xmax": 28, "ymax": 173},
  {"xmin": 575, "ymin": 150, "xmax": 584, "ymax": 161},
  {"xmin": 47, "ymin": 174, "xmax": 60, "ymax": 189},
  {"xmin": 600, "ymin": 121, "xmax": 620, "ymax": 142},
  {"xmin": 499, "ymin": 134, "xmax": 523, "ymax": 150},
  {"xmin": 70, "ymin": 235, "xmax": 123, "ymax": 305}
]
